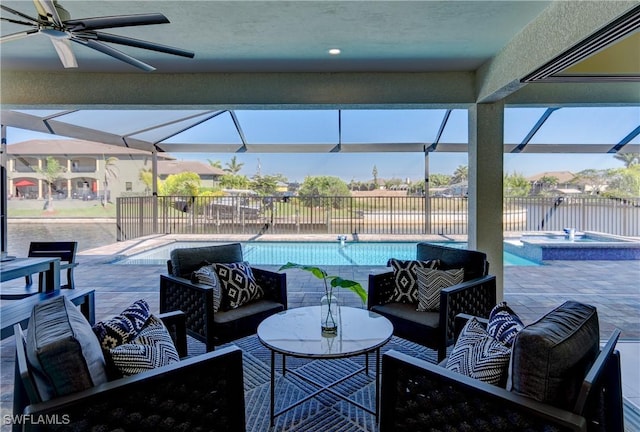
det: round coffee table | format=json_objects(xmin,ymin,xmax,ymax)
[{"xmin": 257, "ymin": 306, "xmax": 393, "ymax": 425}]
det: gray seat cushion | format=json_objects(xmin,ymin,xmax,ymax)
[
  {"xmin": 26, "ymin": 296, "xmax": 108, "ymax": 401},
  {"xmin": 214, "ymin": 299, "xmax": 284, "ymax": 324},
  {"xmin": 508, "ymin": 300, "xmax": 599, "ymax": 410}
]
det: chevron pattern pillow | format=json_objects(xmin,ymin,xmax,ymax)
[
  {"xmin": 415, "ymin": 267, "xmax": 464, "ymax": 311},
  {"xmin": 487, "ymin": 302, "xmax": 524, "ymax": 347},
  {"xmin": 192, "ymin": 264, "xmax": 223, "ymax": 312},
  {"xmin": 110, "ymin": 315, "xmax": 180, "ymax": 376},
  {"xmin": 213, "ymin": 261, "xmax": 264, "ymax": 309},
  {"xmin": 445, "ymin": 317, "xmax": 511, "ymax": 386},
  {"xmin": 387, "ymin": 258, "xmax": 440, "ymax": 304},
  {"xmin": 92, "ymin": 299, "xmax": 151, "ymax": 349}
]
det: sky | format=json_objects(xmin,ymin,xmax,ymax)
[{"xmin": 6, "ymin": 106, "xmax": 639, "ymax": 183}]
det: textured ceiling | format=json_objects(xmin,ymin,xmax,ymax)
[{"xmin": 0, "ymin": 0, "xmax": 551, "ymax": 73}]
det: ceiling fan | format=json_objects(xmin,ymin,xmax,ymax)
[{"xmin": 0, "ymin": 0, "xmax": 194, "ymax": 71}]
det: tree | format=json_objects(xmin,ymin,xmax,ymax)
[
  {"xmin": 298, "ymin": 176, "xmax": 351, "ymax": 208},
  {"xmin": 504, "ymin": 172, "xmax": 531, "ymax": 197},
  {"xmin": 251, "ymin": 173, "xmax": 287, "ymax": 196},
  {"xmin": 36, "ymin": 156, "xmax": 65, "ymax": 212},
  {"xmin": 208, "ymin": 159, "xmax": 223, "ymax": 170},
  {"xmin": 613, "ymin": 152, "xmax": 640, "ymax": 168},
  {"xmin": 575, "ymin": 169, "xmax": 608, "ymax": 195},
  {"xmin": 430, "ymin": 173, "xmax": 451, "ymax": 187},
  {"xmin": 606, "ymin": 166, "xmax": 640, "ymax": 197},
  {"xmin": 162, "ymin": 172, "xmax": 201, "ymax": 196},
  {"xmin": 139, "ymin": 168, "xmax": 154, "ymax": 193},
  {"xmin": 225, "ymin": 156, "xmax": 244, "ymax": 174},
  {"xmin": 102, "ymin": 155, "xmax": 119, "ymax": 205},
  {"xmin": 451, "ymin": 165, "xmax": 468, "ymax": 184},
  {"xmin": 219, "ymin": 173, "xmax": 251, "ymax": 190},
  {"xmin": 538, "ymin": 175, "xmax": 559, "ymax": 194},
  {"xmin": 372, "ymin": 165, "xmax": 379, "ymax": 189}
]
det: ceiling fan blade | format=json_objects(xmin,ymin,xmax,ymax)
[
  {"xmin": 72, "ymin": 37, "xmax": 155, "ymax": 71},
  {"xmin": 64, "ymin": 13, "xmax": 169, "ymax": 32},
  {"xmin": 0, "ymin": 29, "xmax": 39, "ymax": 43},
  {"xmin": 1, "ymin": 16, "xmax": 38, "ymax": 27},
  {"xmin": 88, "ymin": 31, "xmax": 194, "ymax": 58},
  {"xmin": 49, "ymin": 37, "xmax": 77, "ymax": 68},
  {"xmin": 33, "ymin": 0, "xmax": 65, "ymax": 26},
  {"xmin": 1, "ymin": 4, "xmax": 39, "ymax": 24}
]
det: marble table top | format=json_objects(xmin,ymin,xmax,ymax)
[{"xmin": 257, "ymin": 306, "xmax": 393, "ymax": 358}]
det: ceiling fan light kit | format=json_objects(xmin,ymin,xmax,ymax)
[{"xmin": 0, "ymin": 0, "xmax": 194, "ymax": 71}]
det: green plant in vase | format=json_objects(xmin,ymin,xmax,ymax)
[{"xmin": 278, "ymin": 262, "xmax": 367, "ymax": 335}]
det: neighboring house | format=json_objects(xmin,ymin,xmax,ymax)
[
  {"xmin": 157, "ymin": 160, "xmax": 225, "ymax": 187},
  {"xmin": 527, "ymin": 171, "xmax": 578, "ymax": 194},
  {"xmin": 6, "ymin": 139, "xmax": 175, "ymax": 200}
]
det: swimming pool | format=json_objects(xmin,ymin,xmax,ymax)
[{"xmin": 113, "ymin": 241, "xmax": 539, "ymax": 267}]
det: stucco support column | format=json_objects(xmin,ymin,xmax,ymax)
[
  {"xmin": 1, "ymin": 125, "xmax": 8, "ymax": 259},
  {"xmin": 468, "ymin": 103, "xmax": 504, "ymax": 299}
]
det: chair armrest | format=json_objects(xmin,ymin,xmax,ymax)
[
  {"xmin": 252, "ymin": 267, "xmax": 287, "ymax": 307},
  {"xmin": 380, "ymin": 350, "xmax": 587, "ymax": 432},
  {"xmin": 367, "ymin": 270, "xmax": 394, "ymax": 309},
  {"xmin": 437, "ymin": 274, "xmax": 496, "ymax": 361},
  {"xmin": 157, "ymin": 310, "xmax": 188, "ymax": 358},
  {"xmin": 23, "ymin": 346, "xmax": 246, "ymax": 432},
  {"xmin": 159, "ymin": 274, "xmax": 216, "ymax": 351}
]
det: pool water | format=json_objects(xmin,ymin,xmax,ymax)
[{"xmin": 114, "ymin": 241, "xmax": 539, "ymax": 267}]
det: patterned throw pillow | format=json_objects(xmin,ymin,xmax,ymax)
[
  {"xmin": 212, "ymin": 261, "xmax": 264, "ymax": 309},
  {"xmin": 415, "ymin": 267, "xmax": 464, "ymax": 311},
  {"xmin": 192, "ymin": 264, "xmax": 223, "ymax": 312},
  {"xmin": 109, "ymin": 315, "xmax": 180, "ymax": 376},
  {"xmin": 387, "ymin": 258, "xmax": 440, "ymax": 304},
  {"xmin": 445, "ymin": 317, "xmax": 512, "ymax": 386},
  {"xmin": 92, "ymin": 299, "xmax": 151, "ymax": 349},
  {"xmin": 487, "ymin": 301, "xmax": 524, "ymax": 347}
]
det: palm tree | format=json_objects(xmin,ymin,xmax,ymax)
[
  {"xmin": 613, "ymin": 152, "xmax": 640, "ymax": 168},
  {"xmin": 102, "ymin": 156, "xmax": 119, "ymax": 205},
  {"xmin": 208, "ymin": 159, "xmax": 223, "ymax": 170},
  {"xmin": 452, "ymin": 165, "xmax": 468, "ymax": 184},
  {"xmin": 225, "ymin": 156, "xmax": 244, "ymax": 174},
  {"xmin": 36, "ymin": 156, "xmax": 65, "ymax": 212}
]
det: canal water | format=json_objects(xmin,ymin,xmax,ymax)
[{"xmin": 6, "ymin": 222, "xmax": 118, "ymax": 257}]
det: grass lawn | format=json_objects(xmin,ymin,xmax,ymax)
[{"xmin": 7, "ymin": 199, "xmax": 117, "ymax": 218}]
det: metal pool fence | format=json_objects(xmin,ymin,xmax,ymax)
[{"xmin": 116, "ymin": 195, "xmax": 640, "ymax": 241}]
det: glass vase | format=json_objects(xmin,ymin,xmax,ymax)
[{"xmin": 320, "ymin": 292, "xmax": 339, "ymax": 335}]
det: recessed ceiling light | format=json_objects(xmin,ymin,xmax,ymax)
[{"xmin": 328, "ymin": 48, "xmax": 341, "ymax": 55}]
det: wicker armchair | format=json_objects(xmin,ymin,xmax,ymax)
[
  {"xmin": 13, "ymin": 311, "xmax": 246, "ymax": 432},
  {"xmin": 380, "ymin": 310, "xmax": 623, "ymax": 432},
  {"xmin": 368, "ymin": 242, "xmax": 495, "ymax": 362},
  {"xmin": 160, "ymin": 242, "xmax": 287, "ymax": 351}
]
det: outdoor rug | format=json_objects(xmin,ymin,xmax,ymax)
[{"xmin": 188, "ymin": 335, "xmax": 438, "ymax": 432}]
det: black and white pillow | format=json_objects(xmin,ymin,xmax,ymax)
[
  {"xmin": 213, "ymin": 261, "xmax": 264, "ymax": 309},
  {"xmin": 92, "ymin": 299, "xmax": 151, "ymax": 349},
  {"xmin": 387, "ymin": 258, "xmax": 440, "ymax": 304},
  {"xmin": 192, "ymin": 264, "xmax": 223, "ymax": 312},
  {"xmin": 445, "ymin": 317, "xmax": 511, "ymax": 386},
  {"xmin": 487, "ymin": 302, "xmax": 524, "ymax": 347},
  {"xmin": 109, "ymin": 315, "xmax": 180, "ymax": 376},
  {"xmin": 415, "ymin": 267, "xmax": 464, "ymax": 311}
]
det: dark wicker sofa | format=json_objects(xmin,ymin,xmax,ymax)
[
  {"xmin": 368, "ymin": 242, "xmax": 496, "ymax": 361},
  {"xmin": 13, "ymin": 301, "xmax": 246, "ymax": 432},
  {"xmin": 160, "ymin": 242, "xmax": 287, "ymax": 351},
  {"xmin": 380, "ymin": 302, "xmax": 624, "ymax": 432}
]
